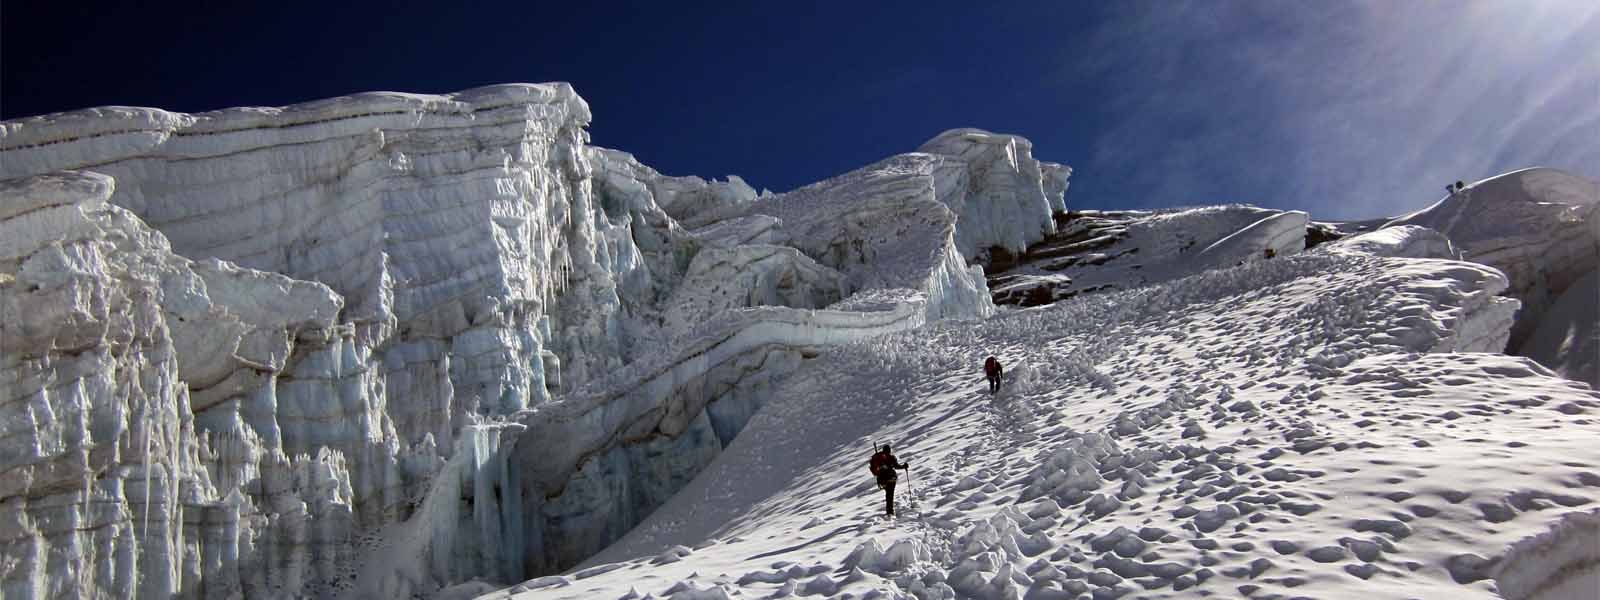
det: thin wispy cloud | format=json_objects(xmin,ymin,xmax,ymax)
[{"xmin": 1068, "ymin": 0, "xmax": 1600, "ymax": 220}]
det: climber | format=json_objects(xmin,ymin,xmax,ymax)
[
  {"xmin": 869, "ymin": 444, "xmax": 909, "ymax": 517},
  {"xmin": 1264, "ymin": 247, "xmax": 1276, "ymax": 259},
  {"xmin": 1456, "ymin": 180, "xmax": 1466, "ymax": 192},
  {"xmin": 984, "ymin": 355, "xmax": 1003, "ymax": 394}
]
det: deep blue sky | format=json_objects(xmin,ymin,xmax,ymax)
[{"xmin": 4, "ymin": 1, "xmax": 1596, "ymax": 220}]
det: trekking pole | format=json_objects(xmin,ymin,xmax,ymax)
[{"xmin": 904, "ymin": 465, "xmax": 915, "ymax": 514}]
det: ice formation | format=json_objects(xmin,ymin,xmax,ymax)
[
  {"xmin": 2, "ymin": 83, "xmax": 1597, "ymax": 600},
  {"xmin": 0, "ymin": 88, "xmax": 1041, "ymax": 597},
  {"xmin": 1385, "ymin": 168, "xmax": 1600, "ymax": 384}
]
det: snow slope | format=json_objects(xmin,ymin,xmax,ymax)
[{"xmin": 483, "ymin": 239, "xmax": 1599, "ymax": 599}]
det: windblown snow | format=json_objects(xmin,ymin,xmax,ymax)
[{"xmin": 1, "ymin": 85, "xmax": 1596, "ymax": 600}]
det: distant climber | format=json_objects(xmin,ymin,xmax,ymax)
[
  {"xmin": 869, "ymin": 444, "xmax": 909, "ymax": 517},
  {"xmin": 1263, "ymin": 247, "xmax": 1276, "ymax": 259},
  {"xmin": 984, "ymin": 355, "xmax": 1003, "ymax": 393},
  {"xmin": 1456, "ymin": 180, "xmax": 1466, "ymax": 192}
]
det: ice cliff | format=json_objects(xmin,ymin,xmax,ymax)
[{"xmin": 0, "ymin": 88, "xmax": 1060, "ymax": 598}]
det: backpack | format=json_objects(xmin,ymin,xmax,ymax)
[{"xmin": 869, "ymin": 451, "xmax": 897, "ymax": 480}]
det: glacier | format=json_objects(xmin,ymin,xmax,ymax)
[
  {"xmin": 0, "ymin": 85, "xmax": 1058, "ymax": 598},
  {"xmin": 2, "ymin": 83, "xmax": 1598, "ymax": 600}
]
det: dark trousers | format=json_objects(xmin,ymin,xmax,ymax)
[
  {"xmin": 987, "ymin": 374, "xmax": 1000, "ymax": 393},
  {"xmin": 879, "ymin": 476, "xmax": 897, "ymax": 516}
]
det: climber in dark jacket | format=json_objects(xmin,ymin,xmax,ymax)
[
  {"xmin": 869, "ymin": 444, "xmax": 909, "ymax": 517},
  {"xmin": 984, "ymin": 355, "xmax": 1003, "ymax": 393}
]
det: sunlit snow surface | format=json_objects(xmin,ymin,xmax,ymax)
[{"xmin": 488, "ymin": 249, "xmax": 1600, "ymax": 600}]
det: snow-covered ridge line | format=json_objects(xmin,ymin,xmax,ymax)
[{"xmin": 0, "ymin": 84, "xmax": 587, "ymax": 152}]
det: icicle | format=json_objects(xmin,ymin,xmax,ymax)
[{"xmin": 140, "ymin": 377, "xmax": 153, "ymax": 547}]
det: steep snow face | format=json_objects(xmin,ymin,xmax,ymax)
[
  {"xmin": 1384, "ymin": 168, "xmax": 1600, "ymax": 361},
  {"xmin": 988, "ymin": 205, "xmax": 1311, "ymax": 306},
  {"xmin": 489, "ymin": 248, "xmax": 1598, "ymax": 600},
  {"xmin": 1190, "ymin": 210, "xmax": 1309, "ymax": 271}
]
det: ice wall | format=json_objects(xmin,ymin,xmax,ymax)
[
  {"xmin": 917, "ymin": 128, "xmax": 1070, "ymax": 263},
  {"xmin": 730, "ymin": 152, "xmax": 999, "ymax": 322},
  {"xmin": 0, "ymin": 172, "xmax": 368, "ymax": 598}
]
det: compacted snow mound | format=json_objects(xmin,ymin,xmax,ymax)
[{"xmin": 1322, "ymin": 225, "xmax": 1462, "ymax": 260}]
